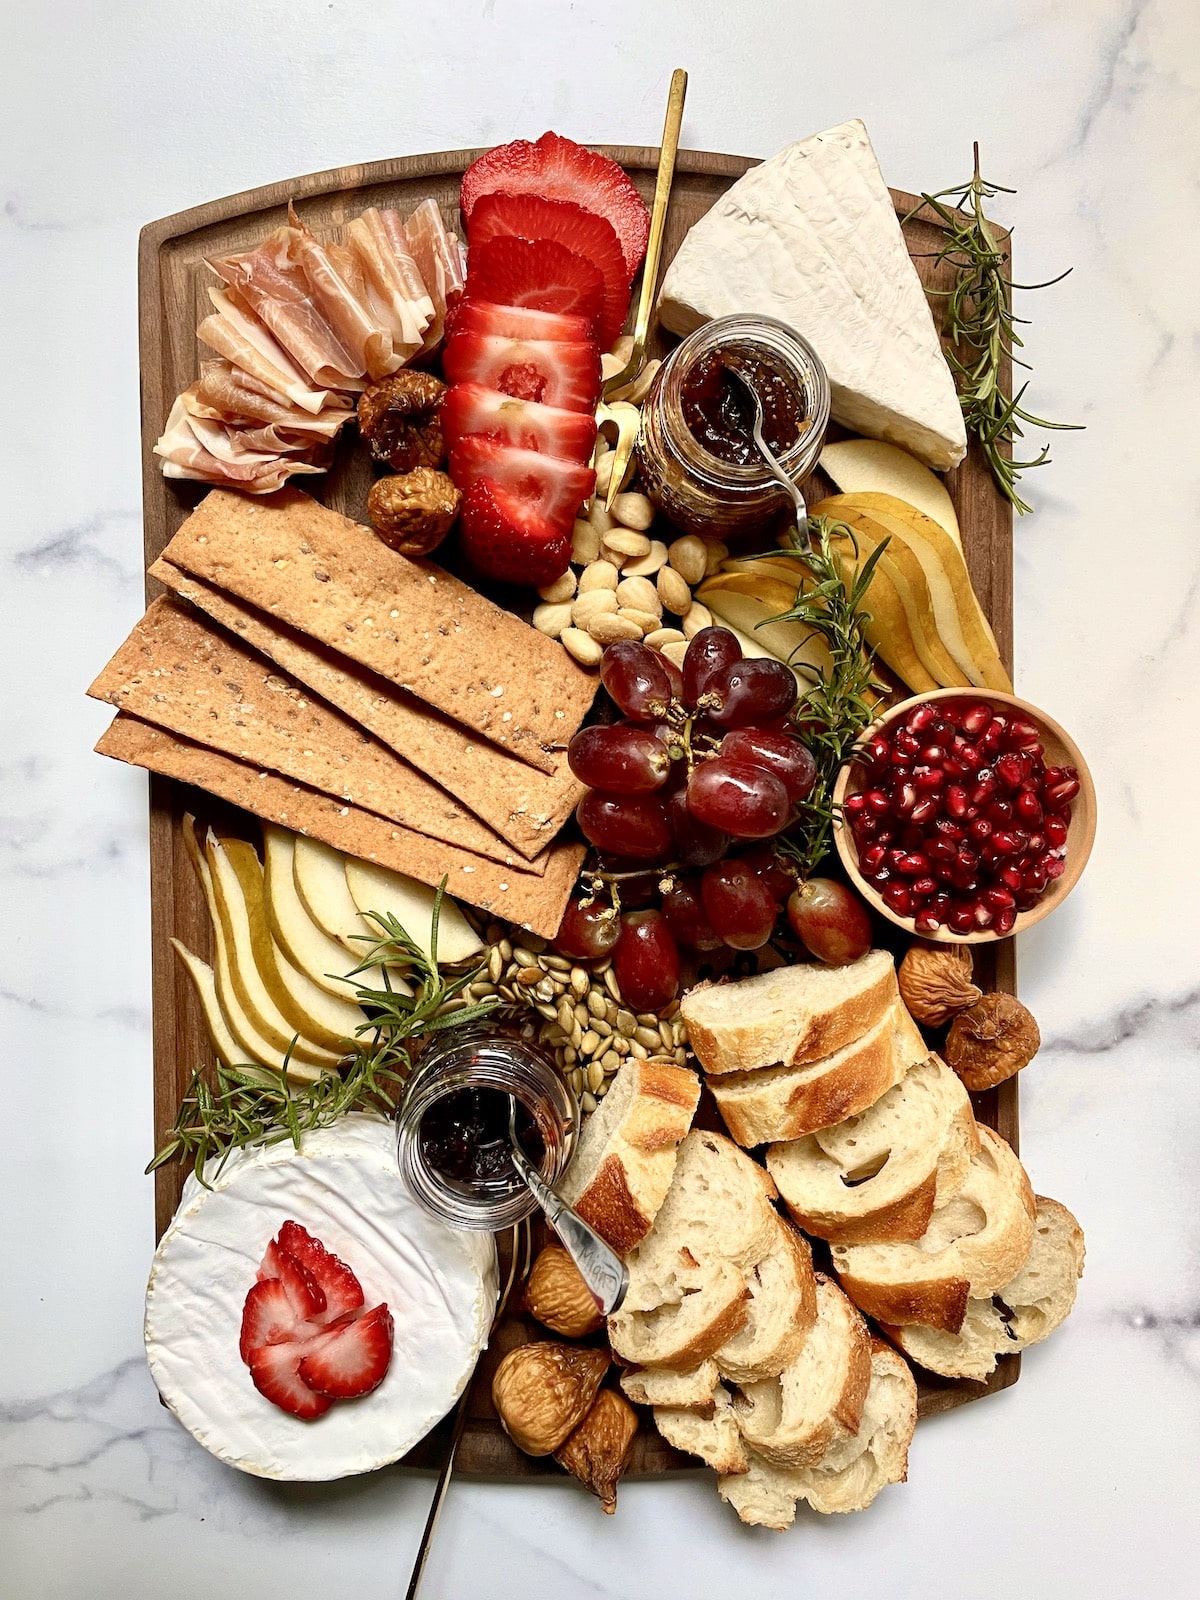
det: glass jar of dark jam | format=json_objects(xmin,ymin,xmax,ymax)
[
  {"xmin": 396, "ymin": 1024, "xmax": 578, "ymax": 1230},
  {"xmin": 637, "ymin": 315, "xmax": 831, "ymax": 539}
]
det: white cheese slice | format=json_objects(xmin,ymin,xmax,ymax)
[
  {"xmin": 145, "ymin": 1115, "xmax": 497, "ymax": 1481},
  {"xmin": 657, "ymin": 119, "xmax": 968, "ymax": 471}
]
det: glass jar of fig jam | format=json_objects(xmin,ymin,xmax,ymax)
[
  {"xmin": 396, "ymin": 1024, "xmax": 578, "ymax": 1230},
  {"xmin": 637, "ymin": 314, "xmax": 830, "ymax": 539}
]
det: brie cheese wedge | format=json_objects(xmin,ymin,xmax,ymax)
[
  {"xmin": 657, "ymin": 119, "xmax": 968, "ymax": 472},
  {"xmin": 145, "ymin": 1115, "xmax": 497, "ymax": 1481}
]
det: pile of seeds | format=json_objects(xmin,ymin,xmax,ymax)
[{"xmin": 443, "ymin": 925, "xmax": 689, "ymax": 1113}]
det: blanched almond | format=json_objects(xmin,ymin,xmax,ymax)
[
  {"xmin": 703, "ymin": 539, "xmax": 730, "ymax": 577},
  {"xmin": 560, "ymin": 627, "xmax": 603, "ymax": 667},
  {"xmin": 644, "ymin": 626, "xmax": 686, "ymax": 649},
  {"xmin": 603, "ymin": 530, "xmax": 652, "ymax": 559},
  {"xmin": 619, "ymin": 607, "xmax": 661, "ymax": 635},
  {"xmin": 572, "ymin": 518, "xmax": 601, "ymax": 564},
  {"xmin": 572, "ymin": 590, "xmax": 619, "ymax": 626},
  {"xmin": 609, "ymin": 492, "xmax": 654, "ymax": 531},
  {"xmin": 681, "ymin": 602, "xmax": 713, "ymax": 639},
  {"xmin": 615, "ymin": 575, "xmax": 661, "ymax": 615},
  {"xmin": 662, "ymin": 639, "xmax": 689, "ymax": 669},
  {"xmin": 587, "ymin": 612, "xmax": 643, "ymax": 645},
  {"xmin": 656, "ymin": 566, "xmax": 693, "ymax": 616},
  {"xmin": 578, "ymin": 562, "xmax": 619, "ymax": 594},
  {"xmin": 621, "ymin": 539, "xmax": 669, "ymax": 578},
  {"xmin": 538, "ymin": 571, "xmax": 577, "ymax": 605},
  {"xmin": 533, "ymin": 602, "xmax": 573, "ymax": 638},
  {"xmin": 587, "ymin": 499, "xmax": 615, "ymax": 535},
  {"xmin": 667, "ymin": 535, "xmax": 707, "ymax": 586}
]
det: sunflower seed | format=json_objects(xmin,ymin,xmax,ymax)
[
  {"xmin": 542, "ymin": 953, "xmax": 572, "ymax": 974},
  {"xmin": 591, "ymin": 1017, "xmax": 613, "ymax": 1039},
  {"xmin": 603, "ymin": 969, "xmax": 622, "ymax": 1003},
  {"xmin": 630, "ymin": 1039, "xmax": 648, "ymax": 1060},
  {"xmin": 586, "ymin": 1062, "xmax": 605, "ymax": 1094},
  {"xmin": 513, "ymin": 948, "xmax": 538, "ymax": 968},
  {"xmin": 581, "ymin": 1091, "xmax": 597, "ymax": 1114},
  {"xmin": 634, "ymin": 1026, "xmax": 662, "ymax": 1050},
  {"xmin": 568, "ymin": 1067, "xmax": 584, "ymax": 1096},
  {"xmin": 616, "ymin": 1008, "xmax": 637, "ymax": 1036},
  {"xmin": 580, "ymin": 1028, "xmax": 600, "ymax": 1055},
  {"xmin": 570, "ymin": 967, "xmax": 590, "ymax": 999},
  {"xmin": 487, "ymin": 947, "xmax": 504, "ymax": 982},
  {"xmin": 587, "ymin": 990, "xmax": 607, "ymax": 1019}
]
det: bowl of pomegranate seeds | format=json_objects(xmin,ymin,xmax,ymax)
[{"xmin": 833, "ymin": 689, "xmax": 1096, "ymax": 943}]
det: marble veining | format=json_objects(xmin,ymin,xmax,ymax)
[{"xmin": 2, "ymin": 0, "xmax": 1197, "ymax": 1595}]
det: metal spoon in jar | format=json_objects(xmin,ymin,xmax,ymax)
[
  {"xmin": 726, "ymin": 364, "xmax": 813, "ymax": 545},
  {"xmin": 507, "ymin": 1095, "xmax": 628, "ymax": 1315}
]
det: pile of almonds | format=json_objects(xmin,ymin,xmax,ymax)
[{"xmin": 535, "ymin": 435, "xmax": 728, "ymax": 670}]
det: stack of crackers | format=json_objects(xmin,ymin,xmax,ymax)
[{"xmin": 89, "ymin": 488, "xmax": 595, "ymax": 936}]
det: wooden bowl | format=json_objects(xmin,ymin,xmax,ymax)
[{"xmin": 832, "ymin": 688, "xmax": 1096, "ymax": 944}]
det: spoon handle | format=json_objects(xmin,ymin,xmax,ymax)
[{"xmin": 509, "ymin": 1141, "xmax": 629, "ymax": 1315}]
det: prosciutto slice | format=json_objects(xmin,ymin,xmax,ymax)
[
  {"xmin": 198, "ymin": 287, "xmax": 334, "ymax": 414},
  {"xmin": 154, "ymin": 396, "xmax": 326, "ymax": 493},
  {"xmin": 403, "ymin": 199, "xmax": 465, "ymax": 354}
]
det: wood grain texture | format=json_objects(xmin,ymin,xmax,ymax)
[{"xmin": 137, "ymin": 146, "xmax": 1019, "ymax": 1475}]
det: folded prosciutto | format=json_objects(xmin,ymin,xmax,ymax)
[{"xmin": 154, "ymin": 198, "xmax": 463, "ymax": 493}]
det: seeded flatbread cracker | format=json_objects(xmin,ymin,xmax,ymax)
[
  {"xmin": 149, "ymin": 558, "xmax": 584, "ymax": 861},
  {"xmin": 95, "ymin": 713, "xmax": 585, "ymax": 937},
  {"xmin": 87, "ymin": 596, "xmax": 545, "ymax": 873},
  {"xmin": 159, "ymin": 487, "xmax": 596, "ymax": 771}
]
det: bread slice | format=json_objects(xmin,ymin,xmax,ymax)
[
  {"xmin": 886, "ymin": 1196, "xmax": 1085, "ymax": 1379},
  {"xmin": 733, "ymin": 1274, "xmax": 872, "ymax": 1469},
  {"xmin": 714, "ymin": 1214, "xmax": 817, "ymax": 1385},
  {"xmin": 681, "ymin": 950, "xmax": 898, "ymax": 1077},
  {"xmin": 831, "ymin": 1125, "xmax": 1036, "ymax": 1333},
  {"xmin": 718, "ymin": 1339, "xmax": 917, "ymax": 1526},
  {"xmin": 654, "ymin": 1382, "xmax": 749, "ymax": 1475},
  {"xmin": 710, "ymin": 1001, "xmax": 927, "ymax": 1146},
  {"xmin": 558, "ymin": 1057, "xmax": 700, "ymax": 1255},
  {"xmin": 620, "ymin": 1359, "xmax": 720, "ymax": 1412},
  {"xmin": 608, "ymin": 1130, "xmax": 780, "ymax": 1371},
  {"xmin": 766, "ymin": 1053, "xmax": 978, "ymax": 1243}
]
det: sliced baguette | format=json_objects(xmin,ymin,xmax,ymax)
[
  {"xmin": 608, "ymin": 1129, "xmax": 779, "ymax": 1372},
  {"xmin": 711, "ymin": 1001, "xmax": 927, "ymax": 1146},
  {"xmin": 718, "ymin": 1339, "xmax": 917, "ymax": 1526},
  {"xmin": 831, "ymin": 1125, "xmax": 1036, "ymax": 1333},
  {"xmin": 766, "ymin": 1053, "xmax": 978, "ymax": 1243},
  {"xmin": 714, "ymin": 1214, "xmax": 817, "ymax": 1385},
  {"xmin": 654, "ymin": 1382, "xmax": 749, "ymax": 1476},
  {"xmin": 620, "ymin": 1359, "xmax": 720, "ymax": 1413},
  {"xmin": 886, "ymin": 1196, "xmax": 1085, "ymax": 1379},
  {"xmin": 733, "ymin": 1274, "xmax": 872, "ymax": 1470},
  {"xmin": 558, "ymin": 1057, "xmax": 700, "ymax": 1255},
  {"xmin": 681, "ymin": 950, "xmax": 898, "ymax": 1076}
]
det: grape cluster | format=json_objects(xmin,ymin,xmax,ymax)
[{"xmin": 556, "ymin": 630, "xmax": 872, "ymax": 1010}]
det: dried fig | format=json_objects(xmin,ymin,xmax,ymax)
[
  {"xmin": 491, "ymin": 1341, "xmax": 609, "ymax": 1456},
  {"xmin": 944, "ymin": 993, "xmax": 1040, "ymax": 1090},
  {"xmin": 525, "ymin": 1246, "xmax": 604, "ymax": 1338},
  {"xmin": 898, "ymin": 941, "xmax": 981, "ymax": 1028},
  {"xmin": 357, "ymin": 370, "xmax": 446, "ymax": 470},
  {"xmin": 367, "ymin": 468, "xmax": 460, "ymax": 555},
  {"xmin": 554, "ymin": 1388, "xmax": 639, "ymax": 1513}
]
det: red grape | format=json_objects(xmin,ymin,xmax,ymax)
[
  {"xmin": 613, "ymin": 910, "xmax": 680, "ymax": 1010},
  {"xmin": 682, "ymin": 626, "xmax": 742, "ymax": 706},
  {"xmin": 662, "ymin": 878, "xmax": 724, "ymax": 951},
  {"xmin": 786, "ymin": 878, "xmax": 872, "ymax": 965},
  {"xmin": 736, "ymin": 842, "xmax": 797, "ymax": 902},
  {"xmin": 719, "ymin": 728, "xmax": 817, "ymax": 803},
  {"xmin": 686, "ymin": 757, "xmax": 789, "ymax": 840},
  {"xmin": 600, "ymin": 641, "xmax": 674, "ymax": 722},
  {"xmin": 576, "ymin": 792, "xmax": 672, "ymax": 858},
  {"xmin": 554, "ymin": 899, "xmax": 622, "ymax": 960},
  {"xmin": 658, "ymin": 651, "xmax": 685, "ymax": 703},
  {"xmin": 706, "ymin": 658, "xmax": 798, "ymax": 729},
  {"xmin": 666, "ymin": 787, "xmax": 729, "ymax": 867},
  {"xmin": 568, "ymin": 725, "xmax": 671, "ymax": 793},
  {"xmin": 701, "ymin": 860, "xmax": 777, "ymax": 950}
]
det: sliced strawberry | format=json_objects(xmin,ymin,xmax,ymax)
[
  {"xmin": 450, "ymin": 299, "xmax": 593, "ymax": 343},
  {"xmin": 461, "ymin": 132, "xmax": 650, "ymax": 278},
  {"xmin": 449, "ymin": 438, "xmax": 595, "ymax": 532},
  {"xmin": 467, "ymin": 192, "xmax": 631, "ymax": 351},
  {"xmin": 276, "ymin": 1221, "xmax": 364, "ymax": 1320},
  {"xmin": 464, "ymin": 237, "xmax": 604, "ymax": 335},
  {"xmin": 259, "ymin": 1238, "xmax": 327, "ymax": 1320},
  {"xmin": 248, "ymin": 1340, "xmax": 335, "ymax": 1420},
  {"xmin": 239, "ymin": 1278, "xmax": 304, "ymax": 1364},
  {"xmin": 458, "ymin": 478, "xmax": 572, "ymax": 588},
  {"xmin": 297, "ymin": 1302, "xmax": 394, "ymax": 1400},
  {"xmin": 442, "ymin": 383, "xmax": 597, "ymax": 464},
  {"xmin": 443, "ymin": 331, "xmax": 600, "ymax": 414}
]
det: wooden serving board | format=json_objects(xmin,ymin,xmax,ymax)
[{"xmin": 138, "ymin": 146, "xmax": 1018, "ymax": 1478}]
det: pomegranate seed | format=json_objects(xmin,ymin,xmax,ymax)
[
  {"xmin": 992, "ymin": 830, "xmax": 1021, "ymax": 854},
  {"xmin": 1045, "ymin": 815, "xmax": 1069, "ymax": 848},
  {"xmin": 913, "ymin": 765, "xmax": 945, "ymax": 791},
  {"xmin": 1043, "ymin": 854, "xmax": 1067, "ymax": 880},
  {"xmin": 994, "ymin": 906, "xmax": 1017, "ymax": 934},
  {"xmin": 920, "ymin": 745, "xmax": 948, "ymax": 767},
  {"xmin": 897, "ymin": 853, "xmax": 929, "ymax": 877},
  {"xmin": 910, "ymin": 796, "xmax": 939, "ymax": 826},
  {"xmin": 1022, "ymin": 864, "xmax": 1048, "ymax": 895},
  {"xmin": 867, "ymin": 736, "xmax": 891, "ymax": 768},
  {"xmin": 843, "ymin": 791, "xmax": 867, "ymax": 816},
  {"xmin": 941, "ymin": 758, "xmax": 966, "ymax": 780},
  {"xmin": 979, "ymin": 717, "xmax": 1007, "ymax": 758},
  {"xmin": 995, "ymin": 753, "xmax": 1024, "ymax": 790},
  {"xmin": 867, "ymin": 867, "xmax": 891, "ymax": 887},
  {"xmin": 1044, "ymin": 775, "xmax": 1080, "ymax": 808},
  {"xmin": 953, "ymin": 737, "xmax": 983, "ymax": 771},
  {"xmin": 987, "ymin": 798, "xmax": 1015, "ymax": 825},
  {"xmin": 934, "ymin": 819, "xmax": 966, "ymax": 842},
  {"xmin": 930, "ymin": 891, "xmax": 952, "ymax": 914},
  {"xmin": 972, "ymin": 771, "xmax": 998, "ymax": 806},
  {"xmin": 958, "ymin": 703, "xmax": 993, "ymax": 737},
  {"xmin": 894, "ymin": 729, "xmax": 921, "ymax": 758},
  {"xmin": 875, "ymin": 825, "xmax": 896, "ymax": 845},
  {"xmin": 887, "ymin": 847, "xmax": 907, "ymax": 868},
  {"xmin": 865, "ymin": 790, "xmax": 890, "ymax": 816},
  {"xmin": 862, "ymin": 844, "xmax": 887, "ymax": 873},
  {"xmin": 1016, "ymin": 792, "xmax": 1043, "ymax": 825},
  {"xmin": 928, "ymin": 838, "xmax": 957, "ymax": 864},
  {"xmin": 1025, "ymin": 832, "xmax": 1046, "ymax": 854},
  {"xmin": 883, "ymin": 882, "xmax": 914, "ymax": 916},
  {"xmin": 912, "ymin": 875, "xmax": 938, "ymax": 898},
  {"xmin": 1000, "ymin": 865, "xmax": 1024, "ymax": 892},
  {"xmin": 851, "ymin": 816, "xmax": 878, "ymax": 843},
  {"xmin": 932, "ymin": 860, "xmax": 956, "ymax": 883},
  {"xmin": 948, "ymin": 904, "xmax": 976, "ymax": 933},
  {"xmin": 906, "ymin": 704, "xmax": 937, "ymax": 734},
  {"xmin": 985, "ymin": 887, "xmax": 1016, "ymax": 910},
  {"xmin": 969, "ymin": 818, "xmax": 994, "ymax": 842},
  {"xmin": 1005, "ymin": 719, "xmax": 1041, "ymax": 750},
  {"xmin": 973, "ymin": 902, "xmax": 994, "ymax": 929},
  {"xmin": 895, "ymin": 783, "xmax": 917, "ymax": 813},
  {"xmin": 946, "ymin": 786, "xmax": 969, "ymax": 818},
  {"xmin": 914, "ymin": 907, "xmax": 944, "ymax": 933}
]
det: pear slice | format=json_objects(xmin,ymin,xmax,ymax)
[
  {"xmin": 344, "ymin": 858, "xmax": 484, "ymax": 967},
  {"xmin": 220, "ymin": 838, "xmax": 366, "ymax": 1053},
  {"xmin": 170, "ymin": 939, "xmax": 255, "ymax": 1072},
  {"xmin": 815, "ymin": 498, "xmax": 972, "ymax": 690},
  {"xmin": 697, "ymin": 573, "xmax": 832, "ymax": 684},
  {"xmin": 206, "ymin": 832, "xmax": 343, "ymax": 1071},
  {"xmin": 819, "ymin": 438, "xmax": 962, "ymax": 549},
  {"xmin": 262, "ymin": 826, "xmax": 410, "ymax": 999},
  {"xmin": 839, "ymin": 493, "xmax": 1012, "ymax": 692},
  {"xmin": 182, "ymin": 823, "xmax": 326, "ymax": 1084}
]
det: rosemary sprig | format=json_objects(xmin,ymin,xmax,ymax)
[
  {"xmin": 148, "ymin": 885, "xmax": 498, "ymax": 1184},
  {"xmin": 743, "ymin": 516, "xmax": 887, "ymax": 878},
  {"xmin": 905, "ymin": 143, "xmax": 1081, "ymax": 514}
]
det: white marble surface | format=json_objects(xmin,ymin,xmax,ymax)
[{"xmin": 2, "ymin": 0, "xmax": 1197, "ymax": 1594}]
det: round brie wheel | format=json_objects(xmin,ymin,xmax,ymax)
[{"xmin": 145, "ymin": 1115, "xmax": 498, "ymax": 1481}]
